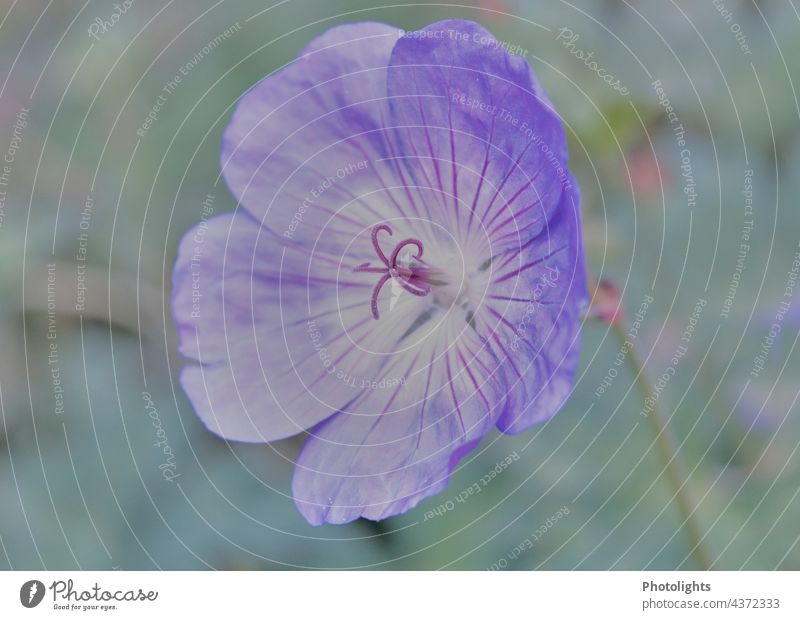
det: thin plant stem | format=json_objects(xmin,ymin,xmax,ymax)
[{"xmin": 611, "ymin": 321, "xmax": 713, "ymax": 570}]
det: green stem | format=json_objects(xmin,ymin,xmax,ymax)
[{"xmin": 611, "ymin": 321, "xmax": 712, "ymax": 570}]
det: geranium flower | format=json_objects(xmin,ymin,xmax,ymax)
[{"xmin": 171, "ymin": 19, "xmax": 587, "ymax": 525}]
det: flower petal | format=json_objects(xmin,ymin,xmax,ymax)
[
  {"xmin": 486, "ymin": 176, "xmax": 588, "ymax": 433},
  {"xmin": 172, "ymin": 210, "xmax": 439, "ymax": 442},
  {"xmin": 386, "ymin": 19, "xmax": 568, "ymax": 251},
  {"xmin": 291, "ymin": 323, "xmax": 507, "ymax": 525},
  {"xmin": 221, "ymin": 21, "xmax": 426, "ymax": 248}
]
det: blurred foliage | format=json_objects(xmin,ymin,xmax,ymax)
[{"xmin": 0, "ymin": 0, "xmax": 798, "ymax": 569}]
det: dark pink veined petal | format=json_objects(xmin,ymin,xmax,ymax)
[
  {"xmin": 484, "ymin": 175, "xmax": 587, "ymax": 433},
  {"xmin": 172, "ymin": 210, "xmax": 443, "ymax": 442},
  {"xmin": 292, "ymin": 322, "xmax": 508, "ymax": 525},
  {"xmin": 385, "ymin": 19, "xmax": 568, "ymax": 254}
]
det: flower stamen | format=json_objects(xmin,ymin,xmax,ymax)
[{"xmin": 355, "ymin": 224, "xmax": 432, "ymax": 319}]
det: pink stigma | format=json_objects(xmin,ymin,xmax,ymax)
[{"xmin": 354, "ymin": 224, "xmax": 432, "ymax": 319}]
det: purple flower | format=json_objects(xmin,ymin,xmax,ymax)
[{"xmin": 171, "ymin": 19, "xmax": 587, "ymax": 525}]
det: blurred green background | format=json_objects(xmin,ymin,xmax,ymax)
[{"xmin": 1, "ymin": 0, "xmax": 798, "ymax": 569}]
